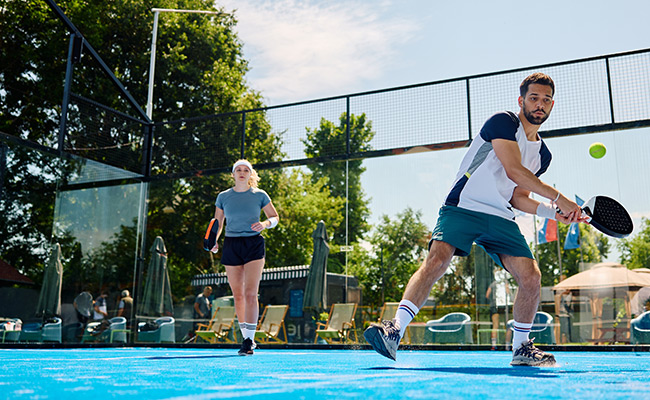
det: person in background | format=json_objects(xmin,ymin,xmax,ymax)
[
  {"xmin": 117, "ymin": 290, "xmax": 133, "ymax": 328},
  {"xmin": 194, "ymin": 285, "xmax": 213, "ymax": 328},
  {"xmin": 93, "ymin": 291, "xmax": 109, "ymax": 321},
  {"xmin": 73, "ymin": 289, "xmax": 93, "ymax": 325},
  {"xmin": 486, "ymin": 279, "xmax": 499, "ymax": 350}
]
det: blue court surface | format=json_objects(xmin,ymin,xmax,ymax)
[{"xmin": 1, "ymin": 348, "xmax": 648, "ymax": 399}]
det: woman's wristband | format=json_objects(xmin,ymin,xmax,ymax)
[{"xmin": 267, "ymin": 216, "xmax": 279, "ymax": 229}]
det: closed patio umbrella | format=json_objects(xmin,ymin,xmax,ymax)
[
  {"xmin": 303, "ymin": 221, "xmax": 329, "ymax": 314},
  {"xmin": 35, "ymin": 243, "xmax": 63, "ymax": 318},
  {"xmin": 139, "ymin": 236, "xmax": 174, "ymax": 317}
]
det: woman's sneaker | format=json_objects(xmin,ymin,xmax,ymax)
[
  {"xmin": 238, "ymin": 338, "xmax": 256, "ymax": 356},
  {"xmin": 363, "ymin": 319, "xmax": 401, "ymax": 361},
  {"xmin": 510, "ymin": 339, "xmax": 556, "ymax": 366}
]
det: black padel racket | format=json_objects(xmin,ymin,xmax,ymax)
[
  {"xmin": 203, "ymin": 218, "xmax": 219, "ymax": 251},
  {"xmin": 580, "ymin": 196, "xmax": 633, "ymax": 238}
]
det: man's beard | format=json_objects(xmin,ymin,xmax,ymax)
[{"xmin": 523, "ymin": 105, "xmax": 549, "ymax": 125}]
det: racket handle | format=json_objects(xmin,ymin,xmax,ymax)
[{"xmin": 555, "ymin": 206, "xmax": 592, "ymax": 222}]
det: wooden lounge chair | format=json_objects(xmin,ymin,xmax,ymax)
[
  {"xmin": 195, "ymin": 306, "xmax": 236, "ymax": 344},
  {"xmin": 315, "ymin": 303, "xmax": 358, "ymax": 344},
  {"xmin": 377, "ymin": 302, "xmax": 413, "ymax": 343},
  {"xmin": 255, "ymin": 305, "xmax": 289, "ymax": 344},
  {"xmin": 379, "ymin": 302, "xmax": 399, "ymax": 321}
]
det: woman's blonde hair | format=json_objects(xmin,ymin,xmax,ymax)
[{"xmin": 232, "ymin": 159, "xmax": 260, "ymax": 188}]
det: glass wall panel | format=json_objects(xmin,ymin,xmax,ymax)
[{"xmin": 1, "ymin": 136, "xmax": 143, "ymax": 344}]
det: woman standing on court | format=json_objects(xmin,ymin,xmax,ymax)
[{"xmin": 209, "ymin": 159, "xmax": 279, "ymax": 356}]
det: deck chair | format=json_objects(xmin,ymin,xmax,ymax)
[
  {"xmin": 81, "ymin": 320, "xmax": 103, "ymax": 343},
  {"xmin": 506, "ymin": 311, "xmax": 556, "ymax": 345},
  {"xmin": 426, "ymin": 312, "xmax": 473, "ymax": 344},
  {"xmin": 314, "ymin": 303, "xmax": 358, "ymax": 344},
  {"xmin": 20, "ymin": 317, "xmax": 62, "ymax": 343},
  {"xmin": 1, "ymin": 318, "xmax": 22, "ymax": 343},
  {"xmin": 378, "ymin": 302, "xmax": 399, "ymax": 321},
  {"xmin": 631, "ymin": 310, "xmax": 650, "ymax": 344},
  {"xmin": 255, "ymin": 305, "xmax": 289, "ymax": 344},
  {"xmin": 62, "ymin": 322, "xmax": 83, "ymax": 343},
  {"xmin": 106, "ymin": 317, "xmax": 128, "ymax": 343},
  {"xmin": 378, "ymin": 302, "xmax": 416, "ymax": 344},
  {"xmin": 138, "ymin": 317, "xmax": 176, "ymax": 343},
  {"xmin": 81, "ymin": 317, "xmax": 128, "ymax": 343},
  {"xmin": 195, "ymin": 306, "xmax": 236, "ymax": 344}
]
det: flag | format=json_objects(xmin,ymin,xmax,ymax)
[
  {"xmin": 564, "ymin": 195, "xmax": 585, "ymax": 250},
  {"xmin": 537, "ymin": 218, "xmax": 558, "ymax": 244},
  {"xmin": 564, "ymin": 222, "xmax": 580, "ymax": 249},
  {"xmin": 514, "ymin": 209, "xmax": 535, "ymax": 241}
]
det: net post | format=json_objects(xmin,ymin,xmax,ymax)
[{"xmin": 142, "ymin": 123, "xmax": 154, "ymax": 177}]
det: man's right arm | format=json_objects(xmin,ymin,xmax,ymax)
[{"xmin": 492, "ymin": 138, "xmax": 581, "ymax": 221}]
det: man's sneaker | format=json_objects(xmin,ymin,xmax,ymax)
[
  {"xmin": 238, "ymin": 338, "xmax": 256, "ymax": 356},
  {"xmin": 363, "ymin": 319, "xmax": 401, "ymax": 361},
  {"xmin": 510, "ymin": 339, "xmax": 556, "ymax": 366}
]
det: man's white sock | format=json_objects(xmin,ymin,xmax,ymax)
[
  {"xmin": 394, "ymin": 299, "xmax": 419, "ymax": 339},
  {"xmin": 512, "ymin": 321, "xmax": 533, "ymax": 350}
]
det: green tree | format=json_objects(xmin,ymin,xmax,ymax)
[
  {"xmin": 0, "ymin": 0, "xmax": 273, "ymax": 294},
  {"xmin": 302, "ymin": 113, "xmax": 374, "ymax": 273},
  {"xmin": 431, "ymin": 247, "xmax": 476, "ymax": 309},
  {"xmin": 535, "ymin": 222, "xmax": 609, "ymax": 285},
  {"xmin": 0, "ymin": 145, "xmax": 64, "ymax": 281},
  {"xmin": 262, "ymin": 169, "xmax": 345, "ymax": 268},
  {"xmin": 348, "ymin": 208, "xmax": 430, "ymax": 307},
  {"xmin": 617, "ymin": 217, "xmax": 650, "ymax": 269}
]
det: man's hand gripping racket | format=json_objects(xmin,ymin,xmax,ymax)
[{"xmin": 558, "ymin": 195, "xmax": 633, "ymax": 238}]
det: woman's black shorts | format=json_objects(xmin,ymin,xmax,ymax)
[{"xmin": 221, "ymin": 235, "xmax": 265, "ymax": 266}]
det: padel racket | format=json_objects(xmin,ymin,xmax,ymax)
[
  {"xmin": 568, "ymin": 196, "xmax": 633, "ymax": 238},
  {"xmin": 203, "ymin": 218, "xmax": 219, "ymax": 251}
]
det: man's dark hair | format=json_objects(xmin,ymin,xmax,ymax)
[{"xmin": 520, "ymin": 72, "xmax": 555, "ymax": 97}]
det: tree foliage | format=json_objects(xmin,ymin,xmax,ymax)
[
  {"xmin": 617, "ymin": 218, "xmax": 650, "ymax": 270},
  {"xmin": 262, "ymin": 169, "xmax": 345, "ymax": 268},
  {"xmin": 303, "ymin": 113, "xmax": 374, "ymax": 272},
  {"xmin": 348, "ymin": 207, "xmax": 430, "ymax": 307},
  {"xmin": 535, "ymin": 222, "xmax": 609, "ymax": 286},
  {"xmin": 0, "ymin": 0, "xmax": 269, "ymax": 296},
  {"xmin": 432, "ymin": 248, "xmax": 476, "ymax": 308}
]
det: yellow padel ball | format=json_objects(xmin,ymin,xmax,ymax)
[{"xmin": 589, "ymin": 142, "xmax": 606, "ymax": 159}]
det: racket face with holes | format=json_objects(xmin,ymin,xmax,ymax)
[
  {"xmin": 583, "ymin": 196, "xmax": 633, "ymax": 238},
  {"xmin": 203, "ymin": 218, "xmax": 219, "ymax": 251}
]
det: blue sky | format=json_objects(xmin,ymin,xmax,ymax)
[
  {"xmin": 219, "ymin": 0, "xmax": 650, "ymax": 262},
  {"xmin": 221, "ymin": 0, "xmax": 650, "ymax": 106}
]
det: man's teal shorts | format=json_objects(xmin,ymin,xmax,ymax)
[{"xmin": 430, "ymin": 205, "xmax": 534, "ymax": 267}]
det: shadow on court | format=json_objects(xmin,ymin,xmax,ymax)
[
  {"xmin": 146, "ymin": 354, "xmax": 240, "ymax": 360},
  {"xmin": 362, "ymin": 366, "xmax": 608, "ymax": 378}
]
